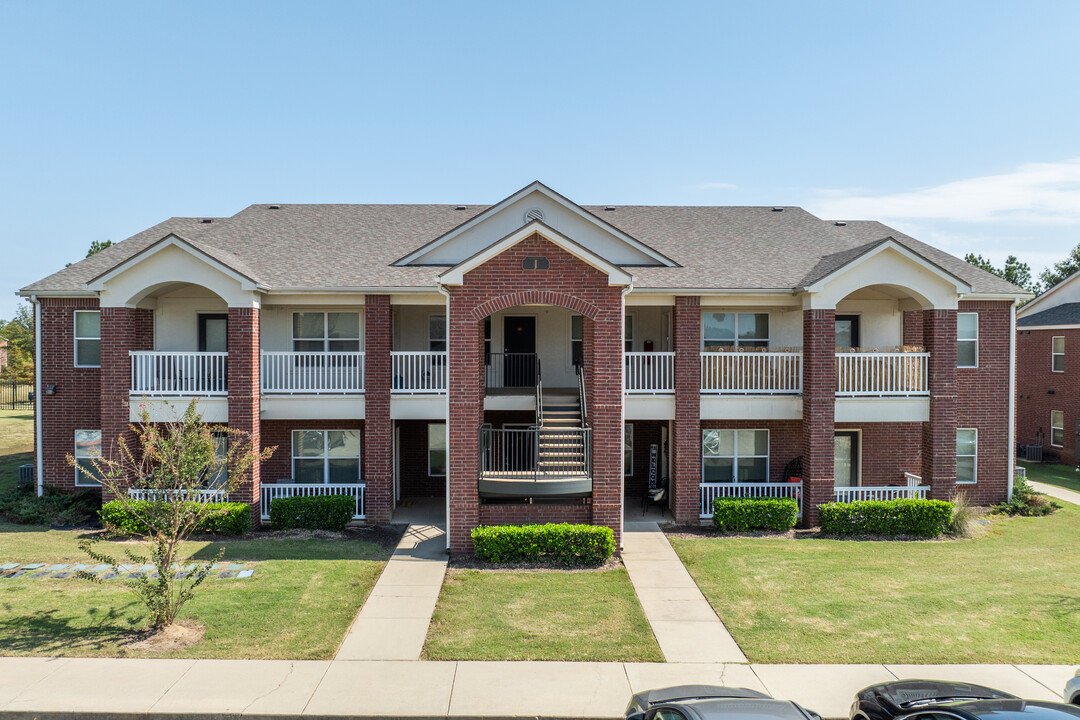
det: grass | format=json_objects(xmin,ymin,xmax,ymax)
[
  {"xmin": 0, "ymin": 525, "xmax": 390, "ymax": 659},
  {"xmin": 1020, "ymin": 460, "xmax": 1080, "ymax": 493},
  {"xmin": 670, "ymin": 505, "xmax": 1080, "ymax": 664},
  {"xmin": 0, "ymin": 409, "xmax": 34, "ymax": 495},
  {"xmin": 423, "ymin": 568, "xmax": 663, "ymax": 662}
]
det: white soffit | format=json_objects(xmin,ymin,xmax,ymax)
[
  {"xmin": 396, "ymin": 181, "xmax": 675, "ymax": 268},
  {"xmin": 86, "ymin": 234, "xmax": 262, "ymax": 292}
]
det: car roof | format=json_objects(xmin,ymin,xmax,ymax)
[
  {"xmin": 633, "ymin": 686, "xmax": 772, "ymax": 706},
  {"xmin": 675, "ymin": 697, "xmax": 810, "ymax": 720},
  {"xmin": 944, "ymin": 700, "xmax": 1080, "ymax": 720}
]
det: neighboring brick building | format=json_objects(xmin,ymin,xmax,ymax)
[{"xmin": 19, "ymin": 181, "xmax": 1027, "ymax": 551}]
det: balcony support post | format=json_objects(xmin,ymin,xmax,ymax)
[
  {"xmin": 922, "ymin": 308, "xmax": 958, "ymax": 498},
  {"xmin": 801, "ymin": 308, "xmax": 836, "ymax": 526},
  {"xmin": 363, "ymin": 296, "xmax": 393, "ymax": 523},
  {"xmin": 672, "ymin": 296, "xmax": 701, "ymax": 524},
  {"xmin": 101, "ymin": 306, "xmax": 153, "ymax": 501},
  {"xmin": 227, "ymin": 306, "xmax": 262, "ymax": 524}
]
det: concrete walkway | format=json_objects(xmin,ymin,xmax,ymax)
[
  {"xmin": 0, "ymin": 657, "xmax": 1072, "ymax": 719},
  {"xmin": 334, "ymin": 522, "xmax": 447, "ymax": 660},
  {"xmin": 621, "ymin": 520, "xmax": 748, "ymax": 663},
  {"xmin": 1030, "ymin": 480, "xmax": 1080, "ymax": 506}
]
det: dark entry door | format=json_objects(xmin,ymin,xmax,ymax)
[
  {"xmin": 834, "ymin": 431, "xmax": 859, "ymax": 487},
  {"xmin": 198, "ymin": 314, "xmax": 228, "ymax": 352},
  {"xmin": 503, "ymin": 316, "xmax": 536, "ymax": 387},
  {"xmin": 835, "ymin": 315, "xmax": 860, "ymax": 349}
]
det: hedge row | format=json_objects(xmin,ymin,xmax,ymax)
[
  {"xmin": 100, "ymin": 500, "xmax": 251, "ymax": 536},
  {"xmin": 269, "ymin": 494, "xmax": 355, "ymax": 531},
  {"xmin": 818, "ymin": 498, "xmax": 953, "ymax": 537},
  {"xmin": 712, "ymin": 497, "xmax": 798, "ymax": 531},
  {"xmin": 471, "ymin": 523, "xmax": 615, "ymax": 566}
]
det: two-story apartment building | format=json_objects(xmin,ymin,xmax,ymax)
[{"xmin": 20, "ymin": 182, "xmax": 1026, "ymax": 552}]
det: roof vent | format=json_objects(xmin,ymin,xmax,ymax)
[
  {"xmin": 523, "ymin": 207, "xmax": 545, "ymax": 223},
  {"xmin": 268, "ymin": 204, "xmax": 281, "ymax": 210},
  {"xmin": 604, "ymin": 206, "xmax": 615, "ymax": 211},
  {"xmin": 772, "ymin": 207, "xmax": 784, "ymax": 212},
  {"xmin": 200, "ymin": 218, "xmax": 213, "ymax": 224},
  {"xmin": 455, "ymin": 205, "xmax": 467, "ymax": 211},
  {"xmin": 835, "ymin": 221, "xmax": 847, "ymax": 227}
]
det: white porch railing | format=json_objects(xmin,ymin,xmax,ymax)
[
  {"xmin": 624, "ymin": 352, "xmax": 675, "ymax": 393},
  {"xmin": 128, "ymin": 488, "xmax": 228, "ymax": 502},
  {"xmin": 833, "ymin": 485, "xmax": 929, "ymax": 502},
  {"xmin": 130, "ymin": 351, "xmax": 228, "ymax": 396},
  {"xmin": 835, "ymin": 352, "xmax": 929, "ymax": 396},
  {"xmin": 260, "ymin": 483, "xmax": 365, "ymax": 520},
  {"xmin": 699, "ymin": 482, "xmax": 803, "ymax": 518},
  {"xmin": 392, "ymin": 351, "xmax": 447, "ymax": 394},
  {"xmin": 261, "ymin": 351, "xmax": 365, "ymax": 394},
  {"xmin": 700, "ymin": 352, "xmax": 802, "ymax": 394}
]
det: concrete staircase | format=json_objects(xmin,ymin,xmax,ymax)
[{"xmin": 538, "ymin": 393, "xmax": 587, "ymax": 476}]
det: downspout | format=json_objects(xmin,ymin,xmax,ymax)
[
  {"xmin": 1008, "ymin": 298, "xmax": 1017, "ymax": 500},
  {"xmin": 437, "ymin": 284, "xmax": 452, "ymax": 551},
  {"xmin": 618, "ymin": 283, "xmax": 633, "ymax": 550},
  {"xmin": 31, "ymin": 295, "xmax": 43, "ymax": 497}
]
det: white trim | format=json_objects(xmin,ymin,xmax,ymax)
[
  {"xmin": 800, "ymin": 238, "xmax": 973, "ymax": 295},
  {"xmin": 1052, "ymin": 335, "xmax": 1065, "ymax": 373},
  {"xmin": 702, "ymin": 428, "xmax": 770, "ymax": 483},
  {"xmin": 1008, "ymin": 300, "xmax": 1016, "ymax": 500},
  {"xmin": 290, "ymin": 429, "xmax": 362, "ymax": 484},
  {"xmin": 960, "ymin": 292, "xmax": 1032, "ymax": 302},
  {"xmin": 428, "ymin": 313, "xmax": 447, "ymax": 352},
  {"xmin": 428, "ymin": 422, "xmax": 447, "ymax": 477},
  {"xmin": 74, "ymin": 429, "xmax": 102, "ymax": 487},
  {"xmin": 395, "ymin": 181, "xmax": 676, "ymax": 267},
  {"xmin": 437, "ymin": 220, "xmax": 635, "ymax": 286},
  {"xmin": 956, "ymin": 427, "xmax": 978, "ymax": 485},
  {"xmin": 437, "ymin": 284, "xmax": 452, "ymax": 550},
  {"xmin": 73, "ymin": 310, "xmax": 101, "ymax": 368},
  {"xmin": 624, "ymin": 423, "xmax": 634, "ymax": 477},
  {"xmin": 1050, "ymin": 410, "xmax": 1065, "ymax": 448},
  {"xmin": 701, "ymin": 310, "xmax": 770, "ymax": 350},
  {"xmin": 86, "ymin": 234, "xmax": 263, "ymax": 292},
  {"xmin": 957, "ymin": 311, "xmax": 979, "ymax": 368},
  {"xmin": 32, "ymin": 295, "xmax": 43, "ymax": 497},
  {"xmin": 833, "ymin": 428, "xmax": 863, "ymax": 488},
  {"xmin": 290, "ymin": 310, "xmax": 362, "ymax": 353},
  {"xmin": 1016, "ymin": 323, "xmax": 1080, "ymax": 331},
  {"xmin": 1016, "ymin": 267, "xmax": 1080, "ymax": 317}
]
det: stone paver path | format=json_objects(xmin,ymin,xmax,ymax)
[
  {"xmin": 334, "ymin": 523, "xmax": 447, "ymax": 661},
  {"xmin": 621, "ymin": 520, "xmax": 747, "ymax": 663},
  {"xmin": 1030, "ymin": 480, "xmax": 1080, "ymax": 506}
]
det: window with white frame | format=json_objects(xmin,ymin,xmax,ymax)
[
  {"xmin": 1052, "ymin": 336, "xmax": 1065, "ymax": 372},
  {"xmin": 74, "ymin": 310, "xmax": 101, "ymax": 367},
  {"xmin": 957, "ymin": 312, "xmax": 978, "ymax": 368},
  {"xmin": 205, "ymin": 433, "xmax": 228, "ymax": 488},
  {"xmin": 429, "ymin": 423, "xmax": 447, "ymax": 476},
  {"xmin": 702, "ymin": 429, "xmax": 769, "ymax": 482},
  {"xmin": 292, "ymin": 312, "xmax": 360, "ymax": 353},
  {"xmin": 571, "ymin": 315, "xmax": 583, "ymax": 366},
  {"xmin": 702, "ymin": 312, "xmax": 769, "ymax": 350},
  {"xmin": 74, "ymin": 430, "xmax": 102, "ymax": 486},
  {"xmin": 624, "ymin": 315, "xmax": 634, "ymax": 353},
  {"xmin": 956, "ymin": 428, "xmax": 977, "ymax": 484},
  {"xmin": 624, "ymin": 423, "xmax": 633, "ymax": 476},
  {"xmin": 292, "ymin": 430, "xmax": 361, "ymax": 484},
  {"xmin": 1051, "ymin": 410, "xmax": 1064, "ymax": 447},
  {"xmin": 429, "ymin": 315, "xmax": 447, "ymax": 352}
]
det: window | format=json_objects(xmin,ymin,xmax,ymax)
[
  {"xmin": 74, "ymin": 310, "xmax": 101, "ymax": 367},
  {"xmin": 206, "ymin": 433, "xmax": 228, "ymax": 488},
  {"xmin": 624, "ymin": 423, "xmax": 633, "ymax": 476},
  {"xmin": 570, "ymin": 315, "xmax": 583, "ymax": 366},
  {"xmin": 702, "ymin": 429, "xmax": 769, "ymax": 482},
  {"xmin": 702, "ymin": 312, "xmax": 769, "ymax": 350},
  {"xmin": 1053, "ymin": 336, "xmax": 1065, "ymax": 372},
  {"xmin": 625, "ymin": 315, "xmax": 634, "ymax": 352},
  {"xmin": 484, "ymin": 317, "xmax": 492, "ymax": 365},
  {"xmin": 1051, "ymin": 411, "xmax": 1064, "ymax": 448},
  {"xmin": 292, "ymin": 430, "xmax": 361, "ymax": 484},
  {"xmin": 956, "ymin": 429, "xmax": 977, "ymax": 484},
  {"xmin": 957, "ymin": 312, "xmax": 978, "ymax": 367},
  {"xmin": 429, "ymin": 314, "xmax": 447, "ymax": 352},
  {"xmin": 74, "ymin": 430, "xmax": 102, "ymax": 486},
  {"xmin": 292, "ymin": 312, "xmax": 360, "ymax": 353},
  {"xmin": 428, "ymin": 423, "xmax": 447, "ymax": 476}
]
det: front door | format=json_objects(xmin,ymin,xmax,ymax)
[
  {"xmin": 834, "ymin": 431, "xmax": 859, "ymax": 487},
  {"xmin": 503, "ymin": 316, "xmax": 536, "ymax": 387},
  {"xmin": 835, "ymin": 315, "xmax": 860, "ymax": 350},
  {"xmin": 198, "ymin": 314, "xmax": 228, "ymax": 352}
]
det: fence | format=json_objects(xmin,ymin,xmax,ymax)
[{"xmin": 0, "ymin": 381, "xmax": 33, "ymax": 410}]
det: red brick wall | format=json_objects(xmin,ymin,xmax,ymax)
[
  {"xmin": 672, "ymin": 296, "xmax": 701, "ymax": 523},
  {"xmin": 479, "ymin": 500, "xmax": 592, "ymax": 526},
  {"xmin": 835, "ymin": 422, "xmax": 923, "ymax": 485},
  {"xmin": 1017, "ymin": 326, "xmax": 1080, "ymax": 465},
  {"xmin": 227, "ymin": 307, "xmax": 261, "ymax": 521},
  {"xmin": 39, "ymin": 298, "xmax": 103, "ymax": 490},
  {"xmin": 397, "ymin": 419, "xmax": 446, "ymax": 498},
  {"xmin": 363, "ymin": 296, "xmax": 393, "ymax": 523},
  {"xmin": 903, "ymin": 310, "xmax": 924, "ymax": 347},
  {"xmin": 446, "ymin": 234, "xmax": 625, "ymax": 553},
  {"xmin": 99, "ymin": 306, "xmax": 154, "ymax": 499},
  {"xmin": 701, "ymin": 419, "xmax": 802, "ymax": 484},
  {"xmin": 922, "ymin": 309, "xmax": 957, "ymax": 499},
  {"xmin": 259, "ymin": 419, "xmax": 365, "ymax": 485},
  {"xmin": 802, "ymin": 308, "xmax": 836, "ymax": 525}
]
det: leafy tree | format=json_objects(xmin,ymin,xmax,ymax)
[
  {"xmin": 67, "ymin": 239, "xmax": 113, "ymax": 266},
  {"xmin": 1038, "ymin": 242, "xmax": 1080, "ymax": 293},
  {"xmin": 964, "ymin": 253, "xmax": 1038, "ymax": 293},
  {"xmin": 0, "ymin": 300, "xmax": 34, "ymax": 381},
  {"xmin": 71, "ymin": 401, "xmax": 274, "ymax": 629}
]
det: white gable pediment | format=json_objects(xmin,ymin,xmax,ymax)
[{"xmin": 396, "ymin": 182, "xmax": 674, "ymax": 267}]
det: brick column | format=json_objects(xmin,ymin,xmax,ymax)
[
  {"xmin": 100, "ymin": 306, "xmax": 153, "ymax": 499},
  {"xmin": 363, "ymin": 296, "xmax": 393, "ymax": 524},
  {"xmin": 587, "ymin": 303, "xmax": 625, "ymax": 548},
  {"xmin": 922, "ymin": 309, "xmax": 957, "ymax": 498},
  {"xmin": 671, "ymin": 296, "xmax": 701, "ymax": 524},
  {"xmin": 801, "ymin": 308, "xmax": 835, "ymax": 526},
  {"xmin": 447, "ymin": 298, "xmax": 483, "ymax": 554},
  {"xmin": 227, "ymin": 307, "xmax": 262, "ymax": 523},
  {"xmin": 903, "ymin": 310, "xmax": 924, "ymax": 347}
]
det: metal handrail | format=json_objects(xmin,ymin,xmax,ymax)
[
  {"xmin": 479, "ymin": 426, "xmax": 592, "ymax": 482},
  {"xmin": 577, "ymin": 362, "xmax": 588, "ymax": 427},
  {"xmin": 485, "ymin": 353, "xmax": 538, "ymax": 389},
  {"xmin": 533, "ymin": 357, "xmax": 544, "ymax": 429}
]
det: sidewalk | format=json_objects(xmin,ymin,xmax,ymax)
[
  {"xmin": 0, "ymin": 656, "xmax": 1072, "ymax": 719},
  {"xmin": 1030, "ymin": 480, "xmax": 1080, "ymax": 506}
]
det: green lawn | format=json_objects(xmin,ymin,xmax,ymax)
[
  {"xmin": 1020, "ymin": 460, "xmax": 1080, "ymax": 493},
  {"xmin": 0, "ymin": 409, "xmax": 34, "ymax": 495},
  {"xmin": 670, "ymin": 505, "xmax": 1080, "ymax": 664},
  {"xmin": 0, "ymin": 525, "xmax": 390, "ymax": 658},
  {"xmin": 424, "ymin": 568, "xmax": 663, "ymax": 662}
]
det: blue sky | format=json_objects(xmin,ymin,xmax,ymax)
[{"xmin": 2, "ymin": 1, "xmax": 1079, "ymax": 320}]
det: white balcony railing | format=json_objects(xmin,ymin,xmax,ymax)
[
  {"xmin": 392, "ymin": 351, "xmax": 447, "ymax": 394},
  {"xmin": 699, "ymin": 482, "xmax": 803, "ymax": 518},
  {"xmin": 700, "ymin": 352, "xmax": 802, "ymax": 395},
  {"xmin": 130, "ymin": 351, "xmax": 228, "ymax": 396},
  {"xmin": 836, "ymin": 352, "xmax": 929, "ymax": 397},
  {"xmin": 128, "ymin": 488, "xmax": 228, "ymax": 502},
  {"xmin": 833, "ymin": 485, "xmax": 928, "ymax": 502},
  {"xmin": 260, "ymin": 483, "xmax": 365, "ymax": 520},
  {"xmin": 624, "ymin": 352, "xmax": 675, "ymax": 394},
  {"xmin": 261, "ymin": 352, "xmax": 365, "ymax": 394}
]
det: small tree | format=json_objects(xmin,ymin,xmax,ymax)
[{"xmin": 71, "ymin": 400, "xmax": 274, "ymax": 629}]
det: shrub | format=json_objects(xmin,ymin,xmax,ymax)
[
  {"xmin": 992, "ymin": 476, "xmax": 1062, "ymax": 517},
  {"xmin": 949, "ymin": 490, "xmax": 978, "ymax": 537},
  {"xmin": 818, "ymin": 498, "xmax": 953, "ymax": 537},
  {"xmin": 269, "ymin": 494, "xmax": 354, "ymax": 531},
  {"xmin": 712, "ymin": 497, "xmax": 798, "ymax": 532},
  {"xmin": 100, "ymin": 500, "xmax": 251, "ymax": 536},
  {"xmin": 471, "ymin": 523, "xmax": 615, "ymax": 566},
  {"xmin": 0, "ymin": 485, "xmax": 101, "ymax": 526}
]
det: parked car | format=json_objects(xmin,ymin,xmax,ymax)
[
  {"xmin": 626, "ymin": 685, "xmax": 822, "ymax": 720},
  {"xmin": 1065, "ymin": 672, "xmax": 1080, "ymax": 705},
  {"xmin": 850, "ymin": 680, "xmax": 1080, "ymax": 720}
]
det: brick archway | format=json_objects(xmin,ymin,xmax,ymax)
[{"xmin": 471, "ymin": 291, "xmax": 601, "ymax": 322}]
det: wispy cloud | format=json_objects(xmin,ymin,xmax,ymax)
[{"xmin": 810, "ymin": 158, "xmax": 1080, "ymax": 225}]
